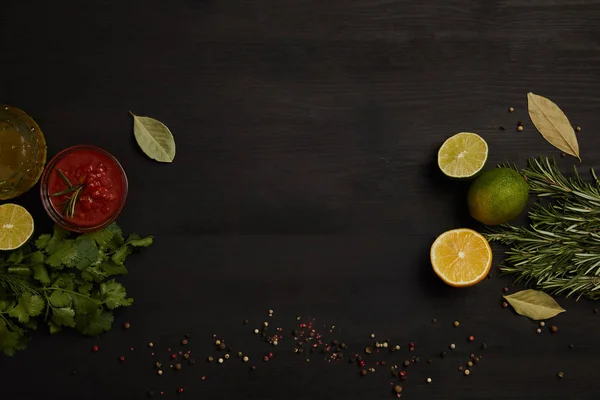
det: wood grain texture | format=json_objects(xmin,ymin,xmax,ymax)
[{"xmin": 1, "ymin": 0, "xmax": 600, "ymax": 399}]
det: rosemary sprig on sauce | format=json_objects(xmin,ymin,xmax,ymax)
[
  {"xmin": 486, "ymin": 157, "xmax": 600, "ymax": 300},
  {"xmin": 51, "ymin": 169, "xmax": 84, "ymax": 218}
]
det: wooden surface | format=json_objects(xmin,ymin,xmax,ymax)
[{"xmin": 2, "ymin": 0, "xmax": 600, "ymax": 399}]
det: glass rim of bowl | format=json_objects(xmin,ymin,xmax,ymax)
[{"xmin": 40, "ymin": 144, "xmax": 128, "ymax": 233}]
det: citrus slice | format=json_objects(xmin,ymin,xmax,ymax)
[
  {"xmin": 430, "ymin": 228, "xmax": 492, "ymax": 287},
  {"xmin": 438, "ymin": 132, "xmax": 488, "ymax": 178},
  {"xmin": 0, "ymin": 203, "xmax": 34, "ymax": 250}
]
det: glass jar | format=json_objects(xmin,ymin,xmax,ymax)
[
  {"xmin": 0, "ymin": 105, "xmax": 47, "ymax": 200},
  {"xmin": 40, "ymin": 145, "xmax": 128, "ymax": 232}
]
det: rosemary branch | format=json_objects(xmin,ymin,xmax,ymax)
[{"xmin": 486, "ymin": 157, "xmax": 600, "ymax": 300}]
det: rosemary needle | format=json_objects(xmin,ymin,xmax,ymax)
[{"xmin": 486, "ymin": 157, "xmax": 600, "ymax": 300}]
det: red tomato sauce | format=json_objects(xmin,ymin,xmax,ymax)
[{"xmin": 47, "ymin": 148, "xmax": 125, "ymax": 227}]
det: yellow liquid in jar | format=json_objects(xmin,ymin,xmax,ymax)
[{"xmin": 0, "ymin": 106, "xmax": 47, "ymax": 200}]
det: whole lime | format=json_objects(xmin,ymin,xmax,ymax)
[{"xmin": 467, "ymin": 168, "xmax": 529, "ymax": 226}]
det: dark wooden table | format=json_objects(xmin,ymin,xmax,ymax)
[{"xmin": 2, "ymin": 1, "xmax": 600, "ymax": 399}]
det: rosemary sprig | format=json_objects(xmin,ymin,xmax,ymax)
[
  {"xmin": 486, "ymin": 157, "xmax": 600, "ymax": 300},
  {"xmin": 52, "ymin": 169, "xmax": 84, "ymax": 218}
]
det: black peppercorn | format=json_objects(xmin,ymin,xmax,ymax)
[
  {"xmin": 218, "ymin": 343, "xmax": 226, "ymax": 350},
  {"xmin": 440, "ymin": 351, "xmax": 447, "ymax": 358},
  {"xmin": 175, "ymin": 363, "xmax": 182, "ymax": 371},
  {"xmin": 360, "ymin": 369, "xmax": 367, "ymax": 376},
  {"xmin": 403, "ymin": 360, "xmax": 410, "ymax": 367}
]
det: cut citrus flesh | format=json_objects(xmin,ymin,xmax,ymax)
[
  {"xmin": 0, "ymin": 203, "xmax": 34, "ymax": 250},
  {"xmin": 438, "ymin": 132, "xmax": 488, "ymax": 178},
  {"xmin": 430, "ymin": 228, "xmax": 492, "ymax": 287}
]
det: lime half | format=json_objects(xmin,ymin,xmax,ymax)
[
  {"xmin": 438, "ymin": 132, "xmax": 488, "ymax": 179},
  {"xmin": 0, "ymin": 204, "xmax": 34, "ymax": 250}
]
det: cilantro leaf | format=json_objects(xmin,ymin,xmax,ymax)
[
  {"xmin": 127, "ymin": 234, "xmax": 153, "ymax": 248},
  {"xmin": 32, "ymin": 265, "xmax": 51, "ymax": 285},
  {"xmin": 111, "ymin": 246, "xmax": 132, "ymax": 265},
  {"xmin": 100, "ymin": 281, "xmax": 133, "ymax": 309},
  {"xmin": 51, "ymin": 307, "xmax": 75, "ymax": 327},
  {"xmin": 104, "ymin": 223, "xmax": 124, "ymax": 251},
  {"xmin": 76, "ymin": 310, "xmax": 114, "ymax": 336},
  {"xmin": 80, "ymin": 267, "xmax": 107, "ymax": 282},
  {"xmin": 71, "ymin": 294, "xmax": 99, "ymax": 315},
  {"xmin": 28, "ymin": 251, "xmax": 45, "ymax": 265},
  {"xmin": 7, "ymin": 249, "xmax": 24, "ymax": 264},
  {"xmin": 48, "ymin": 290, "xmax": 72, "ymax": 307},
  {"xmin": 35, "ymin": 234, "xmax": 52, "ymax": 250},
  {"xmin": 48, "ymin": 322, "xmax": 62, "ymax": 334},
  {"xmin": 8, "ymin": 293, "xmax": 45, "ymax": 323},
  {"xmin": 0, "ymin": 320, "xmax": 26, "ymax": 356},
  {"xmin": 98, "ymin": 261, "xmax": 128, "ymax": 277},
  {"xmin": 52, "ymin": 274, "xmax": 75, "ymax": 290},
  {"xmin": 46, "ymin": 240, "xmax": 78, "ymax": 269},
  {"xmin": 73, "ymin": 237, "xmax": 100, "ymax": 270},
  {"xmin": 45, "ymin": 225, "xmax": 69, "ymax": 254},
  {"xmin": 83, "ymin": 228, "xmax": 114, "ymax": 248}
]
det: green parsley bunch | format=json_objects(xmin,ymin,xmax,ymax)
[{"xmin": 0, "ymin": 223, "xmax": 152, "ymax": 356}]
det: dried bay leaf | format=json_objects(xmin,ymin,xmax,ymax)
[
  {"xmin": 130, "ymin": 112, "xmax": 176, "ymax": 163},
  {"xmin": 527, "ymin": 92, "xmax": 580, "ymax": 161},
  {"xmin": 504, "ymin": 289, "xmax": 565, "ymax": 320}
]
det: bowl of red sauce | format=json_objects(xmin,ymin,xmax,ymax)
[{"xmin": 40, "ymin": 145, "xmax": 128, "ymax": 232}]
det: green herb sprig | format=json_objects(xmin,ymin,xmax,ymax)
[
  {"xmin": 486, "ymin": 157, "xmax": 600, "ymax": 300},
  {"xmin": 0, "ymin": 223, "xmax": 152, "ymax": 356},
  {"xmin": 52, "ymin": 169, "xmax": 85, "ymax": 218}
]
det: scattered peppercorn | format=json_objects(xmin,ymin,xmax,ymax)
[
  {"xmin": 464, "ymin": 369, "xmax": 471, "ymax": 376},
  {"xmin": 370, "ymin": 333, "xmax": 375, "ymax": 338},
  {"xmin": 119, "ymin": 356, "xmax": 125, "ymax": 363},
  {"xmin": 175, "ymin": 363, "xmax": 182, "ymax": 371},
  {"xmin": 157, "ymin": 370, "xmax": 163, "ymax": 376},
  {"xmin": 177, "ymin": 388, "xmax": 184, "ymax": 394},
  {"xmin": 124, "ymin": 322, "xmax": 131, "ymax": 329},
  {"xmin": 453, "ymin": 321, "xmax": 459, "ymax": 327},
  {"xmin": 509, "ymin": 107, "xmax": 514, "ymax": 112},
  {"xmin": 148, "ymin": 342, "xmax": 154, "ymax": 348},
  {"xmin": 263, "ymin": 356, "xmax": 269, "ymax": 362},
  {"xmin": 557, "ymin": 371, "xmax": 564, "ymax": 379},
  {"xmin": 254, "ymin": 329, "xmax": 259, "ymax": 334},
  {"xmin": 551, "ymin": 325, "xmax": 558, "ymax": 333},
  {"xmin": 569, "ymin": 344, "xmax": 574, "ymax": 349},
  {"xmin": 365, "ymin": 346, "xmax": 373, "ymax": 354},
  {"xmin": 468, "ymin": 335, "xmax": 474, "ymax": 342},
  {"xmin": 458, "ymin": 366, "xmax": 463, "ymax": 371},
  {"xmin": 536, "ymin": 328, "xmax": 542, "ymax": 334},
  {"xmin": 426, "ymin": 377, "xmax": 432, "ymax": 383},
  {"xmin": 218, "ymin": 343, "xmax": 226, "ymax": 350},
  {"xmin": 517, "ymin": 125, "xmax": 524, "ymax": 132},
  {"xmin": 394, "ymin": 385, "xmax": 403, "ymax": 394},
  {"xmin": 360, "ymin": 369, "xmax": 368, "ymax": 376},
  {"xmin": 183, "ymin": 354, "xmax": 190, "ymax": 360},
  {"xmin": 171, "ymin": 354, "xmax": 177, "ymax": 360},
  {"xmin": 539, "ymin": 322, "xmax": 546, "ymax": 327},
  {"xmin": 467, "ymin": 361, "xmax": 473, "ymax": 367},
  {"xmin": 503, "ymin": 287, "xmax": 508, "ymax": 293},
  {"xmin": 431, "ymin": 318, "xmax": 437, "ymax": 324},
  {"xmin": 92, "ymin": 345, "xmax": 99, "ymax": 352},
  {"xmin": 243, "ymin": 356, "xmax": 249, "ymax": 362},
  {"xmin": 218, "ymin": 358, "xmax": 224, "ymax": 364},
  {"xmin": 181, "ymin": 339, "xmax": 188, "ymax": 346},
  {"xmin": 403, "ymin": 360, "xmax": 410, "ymax": 367},
  {"xmin": 502, "ymin": 302, "xmax": 508, "ymax": 308},
  {"xmin": 440, "ymin": 351, "xmax": 447, "ymax": 358},
  {"xmin": 207, "ymin": 356, "xmax": 214, "ymax": 362},
  {"xmin": 263, "ymin": 322, "xmax": 269, "ymax": 327},
  {"xmin": 450, "ymin": 343, "xmax": 456, "ymax": 350},
  {"xmin": 576, "ymin": 126, "xmax": 582, "ymax": 132},
  {"xmin": 224, "ymin": 354, "xmax": 230, "ymax": 360}
]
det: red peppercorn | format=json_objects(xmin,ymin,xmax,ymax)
[
  {"xmin": 468, "ymin": 335, "xmax": 475, "ymax": 342},
  {"xmin": 409, "ymin": 342, "xmax": 415, "ymax": 348},
  {"xmin": 268, "ymin": 352, "xmax": 274, "ymax": 359},
  {"xmin": 177, "ymin": 387, "xmax": 184, "ymax": 394},
  {"xmin": 171, "ymin": 354, "xmax": 177, "ymax": 360},
  {"xmin": 119, "ymin": 356, "xmax": 125, "ymax": 363},
  {"xmin": 359, "ymin": 360, "xmax": 366, "ymax": 367},
  {"xmin": 92, "ymin": 345, "xmax": 99, "ymax": 352},
  {"xmin": 502, "ymin": 302, "xmax": 508, "ymax": 308}
]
